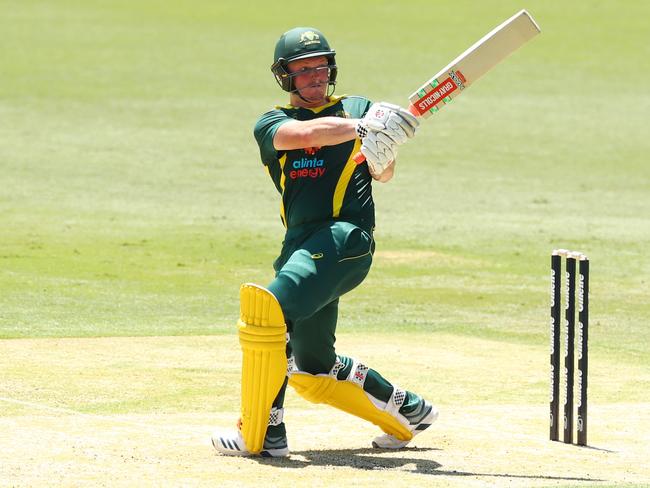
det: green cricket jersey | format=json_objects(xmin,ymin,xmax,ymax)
[{"xmin": 253, "ymin": 95, "xmax": 375, "ymax": 234}]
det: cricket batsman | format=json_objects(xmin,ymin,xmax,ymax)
[{"xmin": 212, "ymin": 27, "xmax": 438, "ymax": 457}]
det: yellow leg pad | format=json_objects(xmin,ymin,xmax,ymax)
[
  {"xmin": 238, "ymin": 283, "xmax": 287, "ymax": 454},
  {"xmin": 289, "ymin": 373, "xmax": 413, "ymax": 441}
]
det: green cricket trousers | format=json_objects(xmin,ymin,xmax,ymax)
[{"xmin": 267, "ymin": 219, "xmax": 402, "ymax": 404}]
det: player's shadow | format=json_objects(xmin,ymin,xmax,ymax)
[{"xmin": 250, "ymin": 447, "xmax": 604, "ymax": 483}]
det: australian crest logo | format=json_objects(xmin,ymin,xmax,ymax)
[{"xmin": 300, "ymin": 31, "xmax": 320, "ymax": 46}]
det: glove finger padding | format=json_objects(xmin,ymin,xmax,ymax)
[
  {"xmin": 361, "ymin": 131, "xmax": 398, "ymax": 175},
  {"xmin": 383, "ymin": 114, "xmax": 409, "ymax": 144},
  {"xmin": 393, "ymin": 110, "xmax": 418, "ymax": 138},
  {"xmin": 364, "ymin": 131, "xmax": 397, "ymax": 157},
  {"xmin": 390, "ymin": 104, "xmax": 420, "ymax": 136},
  {"xmin": 376, "ymin": 130, "xmax": 399, "ymax": 154},
  {"xmin": 367, "ymin": 146, "xmax": 398, "ymax": 176}
]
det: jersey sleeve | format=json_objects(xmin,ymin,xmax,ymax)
[
  {"xmin": 253, "ymin": 109, "xmax": 293, "ymax": 166},
  {"xmin": 359, "ymin": 97, "xmax": 373, "ymax": 118},
  {"xmin": 343, "ymin": 95, "xmax": 373, "ymax": 118}
]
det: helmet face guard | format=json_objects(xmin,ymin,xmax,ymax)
[
  {"xmin": 271, "ymin": 28, "xmax": 338, "ymax": 94},
  {"xmin": 271, "ymin": 56, "xmax": 337, "ymax": 93}
]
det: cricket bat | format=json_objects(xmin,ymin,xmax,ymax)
[{"xmin": 355, "ymin": 9, "xmax": 541, "ymax": 163}]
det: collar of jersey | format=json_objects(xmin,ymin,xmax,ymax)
[{"xmin": 276, "ymin": 94, "xmax": 347, "ymax": 113}]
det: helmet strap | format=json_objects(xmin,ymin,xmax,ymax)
[{"xmin": 292, "ymin": 81, "xmax": 336, "ymax": 104}]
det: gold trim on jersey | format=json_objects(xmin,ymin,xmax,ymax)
[
  {"xmin": 275, "ymin": 95, "xmax": 347, "ymax": 113},
  {"xmin": 278, "ymin": 153, "xmax": 288, "ymax": 227},
  {"xmin": 332, "ymin": 138, "xmax": 362, "ymax": 218}
]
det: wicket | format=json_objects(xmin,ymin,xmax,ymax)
[{"xmin": 549, "ymin": 249, "xmax": 589, "ymax": 446}]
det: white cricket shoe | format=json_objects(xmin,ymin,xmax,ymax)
[
  {"xmin": 211, "ymin": 428, "xmax": 289, "ymax": 458},
  {"xmin": 372, "ymin": 400, "xmax": 439, "ymax": 449}
]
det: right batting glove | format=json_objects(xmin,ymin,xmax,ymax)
[
  {"xmin": 360, "ymin": 130, "xmax": 398, "ymax": 175},
  {"xmin": 356, "ymin": 102, "xmax": 420, "ymax": 144}
]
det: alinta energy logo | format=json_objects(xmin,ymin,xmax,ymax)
[{"xmin": 290, "ymin": 156, "xmax": 325, "ymax": 180}]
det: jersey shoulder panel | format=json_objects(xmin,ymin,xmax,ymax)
[
  {"xmin": 340, "ymin": 95, "xmax": 373, "ymax": 118},
  {"xmin": 253, "ymin": 109, "xmax": 294, "ymax": 165}
]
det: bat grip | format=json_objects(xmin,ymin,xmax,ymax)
[{"xmin": 354, "ymin": 103, "xmax": 420, "ymax": 165}]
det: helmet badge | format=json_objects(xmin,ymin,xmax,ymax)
[{"xmin": 299, "ymin": 31, "xmax": 321, "ymax": 47}]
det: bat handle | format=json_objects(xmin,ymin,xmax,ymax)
[{"xmin": 353, "ymin": 103, "xmax": 420, "ymax": 165}]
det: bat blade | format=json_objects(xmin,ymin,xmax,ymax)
[
  {"xmin": 354, "ymin": 9, "xmax": 540, "ymax": 164},
  {"xmin": 408, "ymin": 9, "xmax": 541, "ymax": 118}
]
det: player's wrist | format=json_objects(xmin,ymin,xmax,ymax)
[{"xmin": 355, "ymin": 119, "xmax": 369, "ymax": 139}]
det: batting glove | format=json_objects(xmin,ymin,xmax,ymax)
[
  {"xmin": 360, "ymin": 130, "xmax": 398, "ymax": 175},
  {"xmin": 356, "ymin": 102, "xmax": 420, "ymax": 144}
]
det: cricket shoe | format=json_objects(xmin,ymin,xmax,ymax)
[
  {"xmin": 372, "ymin": 399, "xmax": 439, "ymax": 449},
  {"xmin": 211, "ymin": 428, "xmax": 289, "ymax": 458}
]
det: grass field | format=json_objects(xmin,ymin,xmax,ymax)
[{"xmin": 1, "ymin": 0, "xmax": 649, "ymax": 486}]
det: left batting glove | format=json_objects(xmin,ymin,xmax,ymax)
[
  {"xmin": 360, "ymin": 130, "xmax": 398, "ymax": 175},
  {"xmin": 356, "ymin": 102, "xmax": 420, "ymax": 144}
]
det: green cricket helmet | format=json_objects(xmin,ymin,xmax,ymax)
[{"xmin": 271, "ymin": 27, "xmax": 337, "ymax": 93}]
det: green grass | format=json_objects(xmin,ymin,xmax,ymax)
[
  {"xmin": 2, "ymin": 0, "xmax": 649, "ymax": 372},
  {"xmin": 1, "ymin": 4, "xmax": 649, "ymax": 486}
]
